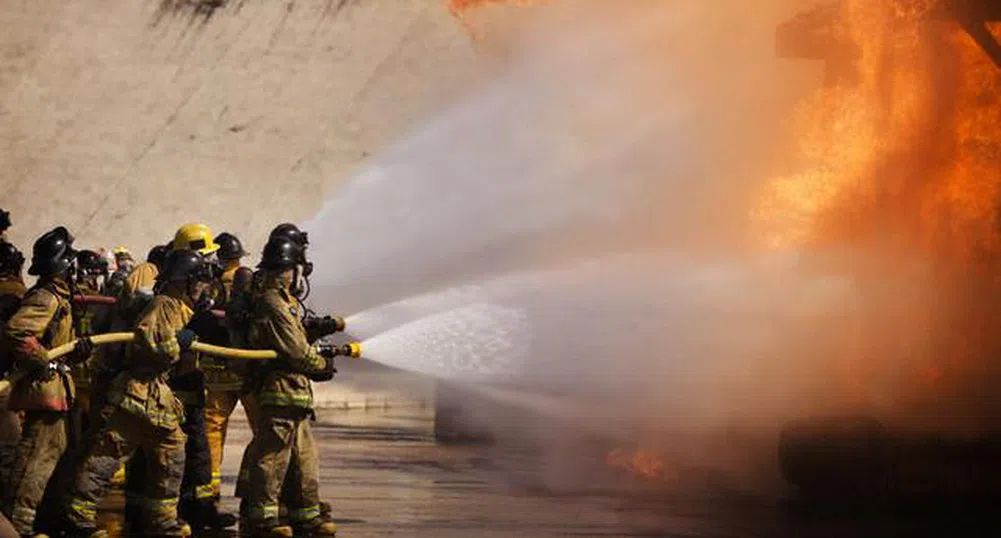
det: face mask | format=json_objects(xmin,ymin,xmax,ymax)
[
  {"xmin": 289, "ymin": 266, "xmax": 303, "ymax": 297},
  {"xmin": 191, "ymin": 284, "xmax": 215, "ymax": 312}
]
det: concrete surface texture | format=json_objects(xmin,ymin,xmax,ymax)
[
  {"xmin": 215, "ymin": 409, "xmax": 1001, "ymax": 537},
  {"xmin": 0, "ymin": 0, "xmax": 483, "ymax": 255}
]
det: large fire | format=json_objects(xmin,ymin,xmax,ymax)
[
  {"xmin": 757, "ymin": 1, "xmax": 1001, "ymax": 254},
  {"xmin": 756, "ymin": 0, "xmax": 1001, "ymax": 430}
]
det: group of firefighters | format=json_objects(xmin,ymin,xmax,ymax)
[{"xmin": 0, "ymin": 209, "xmax": 349, "ymax": 538}]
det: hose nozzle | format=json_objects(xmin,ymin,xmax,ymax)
[
  {"xmin": 320, "ymin": 342, "xmax": 362, "ymax": 359},
  {"xmin": 341, "ymin": 342, "xmax": 362, "ymax": 359},
  {"xmin": 332, "ymin": 316, "xmax": 346, "ymax": 332}
]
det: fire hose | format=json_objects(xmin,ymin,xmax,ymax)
[
  {"xmin": 73, "ymin": 295, "xmax": 227, "ymax": 319},
  {"xmin": 0, "ymin": 334, "xmax": 362, "ymax": 395}
]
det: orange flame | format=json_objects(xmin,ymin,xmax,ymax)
[
  {"xmin": 445, "ymin": 0, "xmax": 548, "ymax": 37},
  {"xmin": 605, "ymin": 447, "xmax": 668, "ymax": 480},
  {"xmin": 755, "ymin": 0, "xmax": 1001, "ymax": 421},
  {"xmin": 446, "ymin": 0, "xmax": 540, "ymax": 16},
  {"xmin": 757, "ymin": 0, "xmax": 1001, "ymax": 256}
]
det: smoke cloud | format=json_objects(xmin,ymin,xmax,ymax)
[{"xmin": 304, "ymin": 0, "xmax": 955, "ymax": 489}]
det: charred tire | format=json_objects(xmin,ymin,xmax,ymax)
[{"xmin": 779, "ymin": 415, "xmax": 889, "ymax": 495}]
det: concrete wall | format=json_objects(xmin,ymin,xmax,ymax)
[{"xmin": 0, "ymin": 0, "xmax": 481, "ymax": 256}]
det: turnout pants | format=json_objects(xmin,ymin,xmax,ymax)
[
  {"xmin": 243, "ymin": 406, "xmax": 323, "ymax": 525},
  {"xmin": 205, "ymin": 389, "xmax": 258, "ymax": 497},
  {"xmin": 0, "ymin": 408, "xmax": 22, "ymax": 496},
  {"xmin": 2, "ymin": 410, "xmax": 68, "ymax": 534},
  {"xmin": 64, "ymin": 406, "xmax": 186, "ymax": 536},
  {"xmin": 35, "ymin": 392, "xmax": 100, "ymax": 535},
  {"xmin": 127, "ymin": 403, "xmax": 213, "ymax": 526}
]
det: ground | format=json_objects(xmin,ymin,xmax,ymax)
[
  {"xmin": 30, "ymin": 393, "xmax": 1001, "ymax": 538},
  {"xmin": 214, "ymin": 406, "xmax": 1001, "ymax": 537},
  {"xmin": 217, "ymin": 407, "xmax": 688, "ymax": 538}
]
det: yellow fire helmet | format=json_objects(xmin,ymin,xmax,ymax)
[{"xmin": 172, "ymin": 223, "xmax": 221, "ymax": 255}]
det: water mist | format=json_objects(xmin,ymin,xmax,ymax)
[{"xmin": 301, "ymin": 0, "xmax": 849, "ymax": 488}]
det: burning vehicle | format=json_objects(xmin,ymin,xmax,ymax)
[{"xmin": 772, "ymin": 0, "xmax": 1001, "ymax": 500}]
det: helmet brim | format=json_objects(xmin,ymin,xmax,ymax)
[{"xmin": 198, "ymin": 243, "xmax": 221, "ymax": 256}]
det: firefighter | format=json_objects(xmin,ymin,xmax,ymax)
[
  {"xmin": 203, "ymin": 232, "xmax": 255, "ymax": 502},
  {"xmin": 74, "ymin": 250, "xmax": 109, "ymax": 297},
  {"xmin": 33, "ymin": 248, "xmax": 120, "ymax": 536},
  {"xmin": 116, "ymin": 243, "xmax": 169, "ymax": 330},
  {"xmin": 87, "ymin": 244, "xmax": 171, "ymax": 533},
  {"xmin": 123, "ymin": 244, "xmax": 168, "ymax": 299},
  {"xmin": 0, "ymin": 241, "xmax": 26, "ymax": 321},
  {"xmin": 1, "ymin": 227, "xmax": 93, "ymax": 536},
  {"xmin": 213, "ymin": 232, "xmax": 252, "ymax": 306},
  {"xmin": 265, "ymin": 223, "xmax": 340, "ymax": 338},
  {"xmin": 0, "ymin": 240, "xmax": 25, "ymax": 495},
  {"xmin": 240, "ymin": 235, "xmax": 339, "ymax": 538},
  {"xmin": 235, "ymin": 224, "xmax": 342, "ymax": 518},
  {"xmin": 61, "ymin": 249, "xmax": 215, "ymax": 538},
  {"xmin": 124, "ymin": 224, "xmax": 234, "ymax": 533},
  {"xmin": 103, "ymin": 247, "xmax": 135, "ymax": 299},
  {"xmin": 87, "ymin": 243, "xmax": 169, "ymax": 434},
  {"xmin": 69, "ymin": 250, "xmax": 116, "ymax": 425},
  {"xmin": 113, "ymin": 247, "xmax": 136, "ymax": 275}
]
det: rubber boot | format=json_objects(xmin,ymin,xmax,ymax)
[
  {"xmin": 52, "ymin": 528, "xmax": 108, "ymax": 538},
  {"xmin": 151, "ymin": 519, "xmax": 191, "ymax": 538},
  {"xmin": 182, "ymin": 500, "xmax": 237, "ymax": 531},
  {"xmin": 44, "ymin": 516, "xmax": 107, "ymax": 538},
  {"xmin": 294, "ymin": 516, "xmax": 337, "ymax": 538},
  {"xmin": 241, "ymin": 519, "xmax": 293, "ymax": 538},
  {"xmin": 275, "ymin": 502, "xmax": 330, "ymax": 524},
  {"xmin": 126, "ymin": 520, "xmax": 190, "ymax": 538}
]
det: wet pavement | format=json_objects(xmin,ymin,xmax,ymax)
[
  {"xmin": 211, "ymin": 407, "xmax": 1001, "ymax": 538},
  {"xmin": 216, "ymin": 407, "xmax": 693, "ymax": 538},
  {"xmin": 75, "ymin": 404, "xmax": 1001, "ymax": 537}
]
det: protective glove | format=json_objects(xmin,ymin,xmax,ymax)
[
  {"xmin": 326, "ymin": 315, "xmax": 346, "ymax": 333},
  {"xmin": 304, "ymin": 315, "xmax": 346, "ymax": 339},
  {"xmin": 176, "ymin": 329, "xmax": 198, "ymax": 352},
  {"xmin": 308, "ymin": 356, "xmax": 337, "ymax": 382},
  {"xmin": 310, "ymin": 344, "xmax": 339, "ymax": 382},
  {"xmin": 69, "ymin": 336, "xmax": 95, "ymax": 365}
]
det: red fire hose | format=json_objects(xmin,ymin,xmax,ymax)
[{"xmin": 73, "ymin": 295, "xmax": 226, "ymax": 318}]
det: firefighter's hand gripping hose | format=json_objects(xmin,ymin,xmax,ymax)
[{"xmin": 0, "ymin": 333, "xmax": 363, "ymax": 395}]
